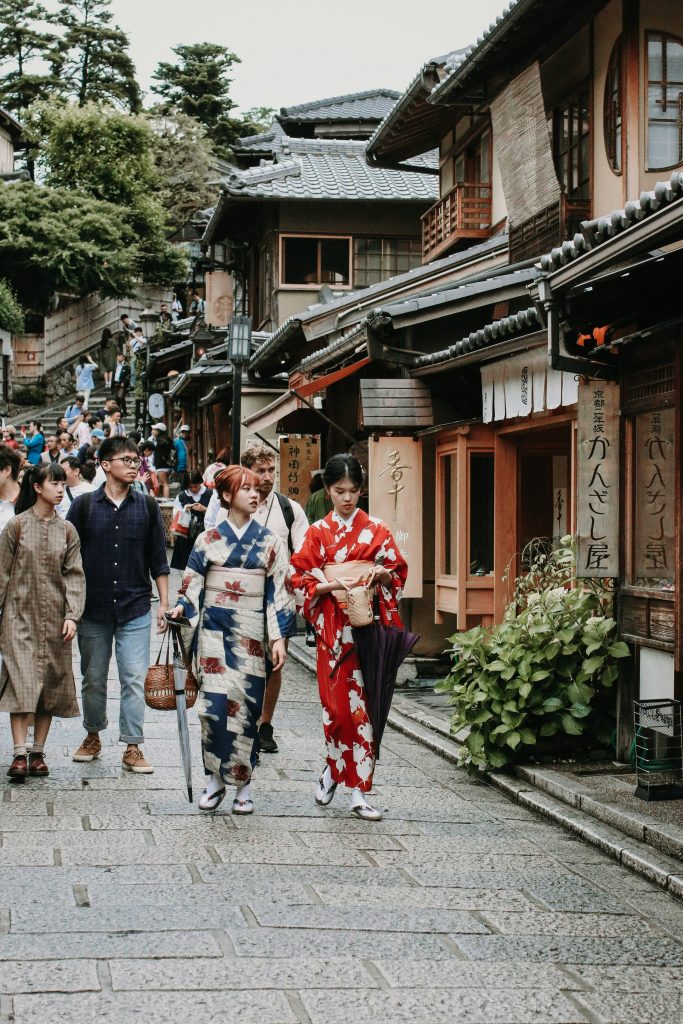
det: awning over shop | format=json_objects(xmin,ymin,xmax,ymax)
[
  {"xmin": 199, "ymin": 383, "xmax": 231, "ymax": 407},
  {"xmin": 242, "ymin": 391, "xmax": 297, "ymax": 433},
  {"xmin": 294, "ymin": 356, "xmax": 372, "ymax": 398},
  {"xmin": 481, "ymin": 345, "xmax": 578, "ymax": 423}
]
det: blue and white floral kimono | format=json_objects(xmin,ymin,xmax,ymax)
[{"xmin": 177, "ymin": 520, "xmax": 296, "ymax": 787}]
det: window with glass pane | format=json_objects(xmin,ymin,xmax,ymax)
[
  {"xmin": 631, "ymin": 407, "xmax": 676, "ymax": 591},
  {"xmin": 281, "ymin": 237, "xmax": 350, "ymax": 285},
  {"xmin": 553, "ymin": 87, "xmax": 591, "ymax": 198},
  {"xmin": 647, "ymin": 33, "xmax": 683, "ymax": 170},
  {"xmin": 469, "ymin": 453, "xmax": 494, "ymax": 575},
  {"xmin": 440, "ymin": 453, "xmax": 458, "ymax": 576},
  {"xmin": 353, "ymin": 238, "xmax": 422, "ymax": 287},
  {"xmin": 604, "ymin": 38, "xmax": 623, "ymax": 173}
]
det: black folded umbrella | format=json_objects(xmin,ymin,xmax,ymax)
[{"xmin": 352, "ymin": 621, "xmax": 419, "ymax": 757}]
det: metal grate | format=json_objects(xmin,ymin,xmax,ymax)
[
  {"xmin": 624, "ymin": 358, "xmax": 675, "ymax": 406},
  {"xmin": 633, "ymin": 699, "xmax": 683, "ymax": 801}
]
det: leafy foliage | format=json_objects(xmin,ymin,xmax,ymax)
[
  {"xmin": 0, "ymin": 277, "xmax": 24, "ymax": 333},
  {"xmin": 146, "ymin": 109, "xmax": 215, "ymax": 227},
  {"xmin": 436, "ymin": 538, "xmax": 630, "ymax": 770},
  {"xmin": 0, "ymin": 179, "xmax": 155, "ymax": 310},
  {"xmin": 0, "ymin": 0, "xmax": 60, "ymax": 114},
  {"xmin": 24, "ymin": 102, "xmax": 185, "ymax": 287},
  {"xmin": 50, "ymin": 0, "xmax": 140, "ymax": 111},
  {"xmin": 151, "ymin": 42, "xmax": 256, "ymax": 157}
]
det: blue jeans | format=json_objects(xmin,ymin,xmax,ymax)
[{"xmin": 78, "ymin": 611, "xmax": 151, "ymax": 745}]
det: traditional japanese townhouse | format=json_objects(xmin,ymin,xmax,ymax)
[
  {"xmin": 532, "ymin": 174, "xmax": 683, "ymax": 748},
  {"xmin": 351, "ymin": 0, "xmax": 683, "ymax": 657}
]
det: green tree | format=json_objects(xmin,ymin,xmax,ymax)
[
  {"xmin": 0, "ymin": 0, "xmax": 59, "ymax": 115},
  {"xmin": 25, "ymin": 101, "xmax": 184, "ymax": 284},
  {"xmin": 240, "ymin": 106, "xmax": 276, "ymax": 136},
  {"xmin": 146, "ymin": 108, "xmax": 215, "ymax": 227},
  {"xmin": 0, "ymin": 179, "xmax": 141, "ymax": 309},
  {"xmin": 151, "ymin": 42, "xmax": 251, "ymax": 157},
  {"xmin": 51, "ymin": 0, "xmax": 140, "ymax": 112},
  {"xmin": 0, "ymin": 278, "xmax": 24, "ymax": 334}
]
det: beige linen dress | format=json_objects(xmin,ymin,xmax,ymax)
[{"xmin": 0, "ymin": 508, "xmax": 85, "ymax": 716}]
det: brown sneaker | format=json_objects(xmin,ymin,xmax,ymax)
[
  {"xmin": 28, "ymin": 752, "xmax": 49, "ymax": 776},
  {"xmin": 7, "ymin": 754, "xmax": 28, "ymax": 779},
  {"xmin": 122, "ymin": 747, "xmax": 154, "ymax": 774},
  {"xmin": 72, "ymin": 734, "xmax": 101, "ymax": 762}
]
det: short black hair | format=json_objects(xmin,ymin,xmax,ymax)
[
  {"xmin": 59, "ymin": 455, "xmax": 81, "ymax": 472},
  {"xmin": 99, "ymin": 436, "xmax": 138, "ymax": 463}
]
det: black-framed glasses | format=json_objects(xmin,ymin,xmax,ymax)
[{"xmin": 109, "ymin": 457, "xmax": 142, "ymax": 468}]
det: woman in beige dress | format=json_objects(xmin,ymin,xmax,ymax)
[{"xmin": 0, "ymin": 462, "xmax": 85, "ymax": 780}]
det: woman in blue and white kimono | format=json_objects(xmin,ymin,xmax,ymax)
[{"xmin": 170, "ymin": 465, "xmax": 296, "ymax": 815}]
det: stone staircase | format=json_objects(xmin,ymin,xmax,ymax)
[{"xmin": 8, "ymin": 389, "xmax": 136, "ymax": 435}]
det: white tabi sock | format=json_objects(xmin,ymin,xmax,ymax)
[
  {"xmin": 350, "ymin": 787, "xmax": 367, "ymax": 809},
  {"xmin": 205, "ymin": 773, "xmax": 224, "ymax": 797},
  {"xmin": 235, "ymin": 782, "xmax": 251, "ymax": 803},
  {"xmin": 322, "ymin": 765, "xmax": 333, "ymax": 789}
]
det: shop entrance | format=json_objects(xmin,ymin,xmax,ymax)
[{"xmin": 517, "ymin": 425, "xmax": 573, "ymax": 563}]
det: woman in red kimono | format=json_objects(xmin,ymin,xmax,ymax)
[{"xmin": 290, "ymin": 454, "xmax": 407, "ymax": 821}]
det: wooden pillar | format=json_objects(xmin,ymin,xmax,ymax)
[{"xmin": 493, "ymin": 430, "xmax": 518, "ymax": 622}]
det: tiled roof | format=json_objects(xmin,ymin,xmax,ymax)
[
  {"xmin": 279, "ymin": 89, "xmax": 400, "ymax": 124},
  {"xmin": 429, "ymin": 0, "xmax": 538, "ymax": 104},
  {"xmin": 539, "ymin": 171, "xmax": 683, "ymax": 273},
  {"xmin": 233, "ymin": 121, "xmax": 287, "ymax": 155},
  {"xmin": 219, "ymin": 138, "xmax": 437, "ymax": 203},
  {"xmin": 413, "ymin": 306, "xmax": 542, "ymax": 368},
  {"xmin": 366, "ymin": 50, "xmax": 467, "ymax": 165}
]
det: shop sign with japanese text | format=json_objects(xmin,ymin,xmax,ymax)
[
  {"xmin": 577, "ymin": 380, "xmax": 620, "ymax": 578},
  {"xmin": 278, "ymin": 436, "xmax": 319, "ymax": 508},
  {"xmin": 368, "ymin": 436, "xmax": 423, "ymax": 598},
  {"xmin": 634, "ymin": 407, "xmax": 675, "ymax": 580}
]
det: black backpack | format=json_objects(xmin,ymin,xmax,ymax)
[{"xmin": 275, "ymin": 492, "xmax": 295, "ymax": 553}]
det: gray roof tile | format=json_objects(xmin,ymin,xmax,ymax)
[
  {"xmin": 279, "ymin": 89, "xmax": 400, "ymax": 123},
  {"xmin": 413, "ymin": 305, "xmax": 542, "ymax": 368},
  {"xmin": 539, "ymin": 171, "xmax": 683, "ymax": 273},
  {"xmin": 220, "ymin": 139, "xmax": 437, "ymax": 203}
]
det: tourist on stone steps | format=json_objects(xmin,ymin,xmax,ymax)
[
  {"xmin": 23, "ymin": 420, "xmax": 45, "ymax": 467},
  {"xmin": 106, "ymin": 406, "xmax": 127, "ymax": 438},
  {"xmin": 111, "ymin": 353, "xmax": 130, "ymax": 416},
  {"xmin": 290, "ymin": 454, "xmax": 408, "ymax": 821},
  {"xmin": 204, "ymin": 444, "xmax": 308, "ymax": 755},
  {"xmin": 65, "ymin": 395, "xmax": 85, "ymax": 425},
  {"xmin": 1, "ymin": 462, "xmax": 85, "ymax": 780},
  {"xmin": 67, "ymin": 436, "xmax": 170, "ymax": 775},
  {"xmin": 99, "ymin": 327, "xmax": 119, "ymax": 391},
  {"xmin": 169, "ymin": 465, "xmax": 295, "ymax": 814},
  {"xmin": 0, "ymin": 444, "xmax": 21, "ymax": 533},
  {"xmin": 75, "ymin": 353, "xmax": 98, "ymax": 410}
]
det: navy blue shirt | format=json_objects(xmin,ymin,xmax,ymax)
[{"xmin": 67, "ymin": 485, "xmax": 169, "ymax": 625}]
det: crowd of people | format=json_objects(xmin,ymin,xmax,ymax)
[{"xmin": 0, "ymin": 426, "xmax": 408, "ymax": 823}]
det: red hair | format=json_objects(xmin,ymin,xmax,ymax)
[{"xmin": 214, "ymin": 465, "xmax": 259, "ymax": 507}]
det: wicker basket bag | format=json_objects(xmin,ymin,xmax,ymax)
[{"xmin": 145, "ymin": 631, "xmax": 199, "ymax": 711}]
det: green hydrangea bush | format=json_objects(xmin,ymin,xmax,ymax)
[{"xmin": 436, "ymin": 537, "xmax": 630, "ymax": 770}]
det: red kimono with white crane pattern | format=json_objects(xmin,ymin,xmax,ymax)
[{"xmin": 290, "ymin": 509, "xmax": 407, "ymax": 792}]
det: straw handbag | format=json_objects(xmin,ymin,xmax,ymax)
[
  {"xmin": 145, "ymin": 631, "xmax": 199, "ymax": 711},
  {"xmin": 338, "ymin": 569, "xmax": 378, "ymax": 628}
]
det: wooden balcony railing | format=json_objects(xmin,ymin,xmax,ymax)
[
  {"xmin": 421, "ymin": 182, "xmax": 493, "ymax": 263},
  {"xmin": 508, "ymin": 195, "xmax": 592, "ymax": 264}
]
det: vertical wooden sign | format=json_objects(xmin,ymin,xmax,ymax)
[
  {"xmin": 634, "ymin": 407, "xmax": 675, "ymax": 580},
  {"xmin": 576, "ymin": 380, "xmax": 620, "ymax": 578},
  {"xmin": 279, "ymin": 436, "xmax": 319, "ymax": 509},
  {"xmin": 368, "ymin": 436, "xmax": 423, "ymax": 599}
]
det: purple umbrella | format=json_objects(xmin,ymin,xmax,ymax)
[{"xmin": 352, "ymin": 622, "xmax": 419, "ymax": 757}]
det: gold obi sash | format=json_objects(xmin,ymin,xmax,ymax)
[
  {"xmin": 322, "ymin": 560, "xmax": 374, "ymax": 609},
  {"xmin": 205, "ymin": 566, "xmax": 265, "ymax": 611}
]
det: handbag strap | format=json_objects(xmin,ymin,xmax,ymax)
[
  {"xmin": 154, "ymin": 631, "xmax": 171, "ymax": 666},
  {"xmin": 169, "ymin": 625, "xmax": 192, "ymax": 673}
]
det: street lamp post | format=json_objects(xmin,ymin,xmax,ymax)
[
  {"xmin": 139, "ymin": 308, "xmax": 160, "ymax": 438},
  {"xmin": 228, "ymin": 314, "xmax": 252, "ymax": 465}
]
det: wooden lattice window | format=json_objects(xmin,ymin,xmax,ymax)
[
  {"xmin": 553, "ymin": 85, "xmax": 591, "ymax": 200},
  {"xmin": 604, "ymin": 37, "xmax": 623, "ymax": 174},
  {"xmin": 623, "ymin": 355, "xmax": 675, "ymax": 412},
  {"xmin": 647, "ymin": 32, "xmax": 683, "ymax": 171}
]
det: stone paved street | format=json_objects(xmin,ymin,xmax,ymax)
[{"xmin": 1, "ymin": 646, "xmax": 683, "ymax": 1024}]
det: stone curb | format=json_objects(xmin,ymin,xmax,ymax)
[
  {"xmin": 288, "ymin": 640, "xmax": 683, "ymax": 898},
  {"xmin": 512, "ymin": 764, "xmax": 683, "ymax": 862}
]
